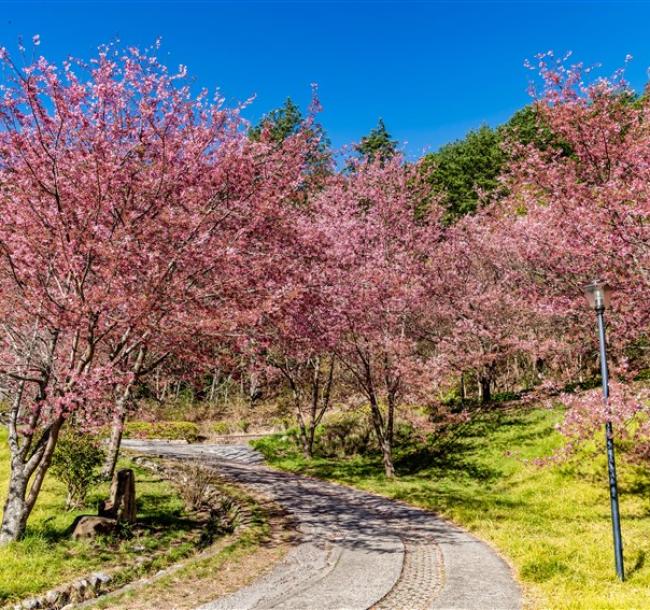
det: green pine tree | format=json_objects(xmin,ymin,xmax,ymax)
[
  {"xmin": 249, "ymin": 98, "xmax": 331, "ymax": 184},
  {"xmin": 354, "ymin": 118, "xmax": 398, "ymax": 165}
]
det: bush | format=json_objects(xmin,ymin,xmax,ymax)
[
  {"xmin": 254, "ymin": 409, "xmax": 419, "ymax": 461},
  {"xmin": 236, "ymin": 420, "xmax": 250, "ymax": 433},
  {"xmin": 123, "ymin": 421, "xmax": 200, "ymax": 442},
  {"xmin": 175, "ymin": 464, "xmax": 215, "ymax": 510},
  {"xmin": 252, "ymin": 430, "xmax": 303, "ymax": 461},
  {"xmin": 316, "ymin": 410, "xmax": 375, "ymax": 457},
  {"xmin": 210, "ymin": 421, "xmax": 231, "ymax": 435},
  {"xmin": 50, "ymin": 432, "xmax": 105, "ymax": 510}
]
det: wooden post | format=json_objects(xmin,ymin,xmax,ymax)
[{"xmin": 98, "ymin": 468, "xmax": 136, "ymax": 523}]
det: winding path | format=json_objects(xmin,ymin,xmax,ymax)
[{"xmin": 123, "ymin": 439, "xmax": 521, "ymax": 610}]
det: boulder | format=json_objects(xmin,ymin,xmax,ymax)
[{"xmin": 71, "ymin": 515, "xmax": 117, "ymax": 539}]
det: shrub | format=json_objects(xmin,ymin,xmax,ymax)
[
  {"xmin": 50, "ymin": 432, "xmax": 105, "ymax": 510},
  {"xmin": 269, "ymin": 416, "xmax": 292, "ymax": 431},
  {"xmin": 123, "ymin": 421, "xmax": 200, "ymax": 442},
  {"xmin": 210, "ymin": 421, "xmax": 231, "ymax": 435},
  {"xmin": 252, "ymin": 431, "xmax": 302, "ymax": 460},
  {"xmin": 176, "ymin": 464, "xmax": 214, "ymax": 510},
  {"xmin": 316, "ymin": 410, "xmax": 375, "ymax": 457},
  {"xmin": 393, "ymin": 421, "xmax": 417, "ymax": 447}
]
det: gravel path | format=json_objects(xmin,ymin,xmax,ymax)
[{"xmin": 123, "ymin": 439, "xmax": 521, "ymax": 610}]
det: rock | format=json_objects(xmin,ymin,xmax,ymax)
[
  {"xmin": 71, "ymin": 515, "xmax": 117, "ymax": 539},
  {"xmin": 44, "ymin": 590, "xmax": 59, "ymax": 606},
  {"xmin": 90, "ymin": 571, "xmax": 111, "ymax": 593},
  {"xmin": 56, "ymin": 590, "xmax": 70, "ymax": 607},
  {"xmin": 68, "ymin": 580, "xmax": 85, "ymax": 603},
  {"xmin": 95, "ymin": 571, "xmax": 111, "ymax": 584}
]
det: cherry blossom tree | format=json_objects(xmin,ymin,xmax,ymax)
[
  {"xmin": 495, "ymin": 53, "xmax": 650, "ymax": 448},
  {"xmin": 259, "ymin": 276, "xmax": 337, "ymax": 458},
  {"xmin": 427, "ymin": 209, "xmax": 578, "ymax": 403},
  {"xmin": 306, "ymin": 158, "xmax": 443, "ymax": 477},
  {"xmin": 0, "ymin": 41, "xmax": 310, "ymax": 542},
  {"xmin": 505, "ymin": 54, "xmax": 650, "ymax": 347}
]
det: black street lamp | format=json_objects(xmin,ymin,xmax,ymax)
[{"xmin": 583, "ymin": 280, "xmax": 624, "ymax": 581}]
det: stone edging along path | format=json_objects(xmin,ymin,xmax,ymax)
[{"xmin": 122, "ymin": 439, "xmax": 523, "ymax": 610}]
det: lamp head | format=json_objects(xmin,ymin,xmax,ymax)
[{"xmin": 583, "ymin": 280, "xmax": 611, "ymax": 311}]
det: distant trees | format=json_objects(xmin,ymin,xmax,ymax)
[
  {"xmin": 421, "ymin": 125, "xmax": 506, "ymax": 222},
  {"xmin": 354, "ymin": 118, "xmax": 398, "ymax": 164},
  {"xmin": 250, "ymin": 96, "xmax": 332, "ymax": 195},
  {"xmin": 250, "ymin": 97, "xmax": 305, "ymax": 143},
  {"xmin": 419, "ymin": 105, "xmax": 572, "ymax": 223}
]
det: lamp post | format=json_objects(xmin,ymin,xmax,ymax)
[{"xmin": 583, "ymin": 280, "xmax": 624, "ymax": 581}]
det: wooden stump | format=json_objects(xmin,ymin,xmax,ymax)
[{"xmin": 99, "ymin": 468, "xmax": 136, "ymax": 523}]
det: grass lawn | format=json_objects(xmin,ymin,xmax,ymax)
[
  {"xmin": 254, "ymin": 406, "xmax": 650, "ymax": 609},
  {"xmin": 0, "ymin": 430, "xmax": 194, "ymax": 605}
]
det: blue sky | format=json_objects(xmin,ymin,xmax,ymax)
[{"xmin": 1, "ymin": 1, "xmax": 650, "ymax": 158}]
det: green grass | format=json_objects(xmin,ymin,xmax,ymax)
[
  {"xmin": 91, "ymin": 483, "xmax": 283, "ymax": 609},
  {"xmin": 0, "ymin": 430, "xmax": 193, "ymax": 604},
  {"xmin": 254, "ymin": 406, "xmax": 650, "ymax": 609}
]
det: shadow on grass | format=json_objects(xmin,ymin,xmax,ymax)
[
  {"xmin": 291, "ymin": 412, "xmax": 523, "ymax": 482},
  {"xmin": 258, "ymin": 405, "xmax": 564, "ymax": 519},
  {"xmin": 26, "ymin": 489, "xmax": 192, "ymax": 545},
  {"xmin": 396, "ymin": 407, "xmax": 554, "ymax": 479},
  {"xmin": 628, "ymin": 550, "xmax": 646, "ymax": 577}
]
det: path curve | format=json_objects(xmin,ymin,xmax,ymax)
[{"xmin": 123, "ymin": 439, "xmax": 521, "ymax": 610}]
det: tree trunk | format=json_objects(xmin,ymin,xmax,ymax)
[
  {"xmin": 305, "ymin": 355, "xmax": 335, "ymax": 459},
  {"xmin": 1, "ymin": 418, "xmax": 64, "ymax": 545},
  {"xmin": 477, "ymin": 367, "xmax": 493, "ymax": 404},
  {"xmin": 479, "ymin": 375, "xmax": 491, "ymax": 403},
  {"xmin": 307, "ymin": 425, "xmax": 317, "ymax": 458},
  {"xmin": 460, "ymin": 373, "xmax": 466, "ymax": 403},
  {"xmin": 0, "ymin": 466, "xmax": 29, "ymax": 544},
  {"xmin": 208, "ymin": 369, "xmax": 219, "ymax": 403},
  {"xmin": 102, "ymin": 347, "xmax": 146, "ymax": 480},
  {"xmin": 102, "ymin": 405, "xmax": 126, "ymax": 480},
  {"xmin": 380, "ymin": 436, "xmax": 395, "ymax": 478},
  {"xmin": 294, "ymin": 398, "xmax": 311, "ymax": 459},
  {"xmin": 249, "ymin": 371, "xmax": 259, "ymax": 406},
  {"xmin": 299, "ymin": 427, "xmax": 311, "ymax": 459},
  {"xmin": 368, "ymin": 394, "xmax": 395, "ymax": 478}
]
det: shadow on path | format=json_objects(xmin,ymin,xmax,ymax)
[{"xmin": 123, "ymin": 440, "xmax": 522, "ymax": 610}]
